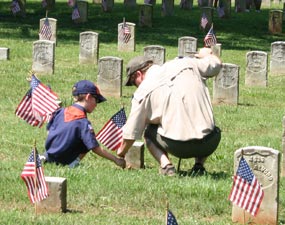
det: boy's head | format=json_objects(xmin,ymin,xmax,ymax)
[{"xmin": 72, "ymin": 80, "xmax": 106, "ymax": 103}]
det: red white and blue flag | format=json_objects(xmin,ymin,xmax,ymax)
[
  {"xmin": 200, "ymin": 13, "xmax": 208, "ymax": 29},
  {"xmin": 72, "ymin": 5, "xmax": 80, "ymax": 20},
  {"xmin": 119, "ymin": 19, "xmax": 131, "ymax": 44},
  {"xmin": 10, "ymin": 0, "xmax": 21, "ymax": 15},
  {"xmin": 229, "ymin": 156, "xmax": 264, "ymax": 216},
  {"xmin": 15, "ymin": 75, "xmax": 59, "ymax": 127},
  {"xmin": 167, "ymin": 209, "xmax": 178, "ymax": 225},
  {"xmin": 21, "ymin": 148, "xmax": 48, "ymax": 204},
  {"xmin": 96, "ymin": 108, "xmax": 127, "ymax": 151},
  {"xmin": 39, "ymin": 17, "xmax": 52, "ymax": 40},
  {"xmin": 204, "ymin": 24, "xmax": 217, "ymax": 47}
]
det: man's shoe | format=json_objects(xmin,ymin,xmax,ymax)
[
  {"xmin": 159, "ymin": 164, "xmax": 176, "ymax": 176},
  {"xmin": 188, "ymin": 163, "xmax": 206, "ymax": 176}
]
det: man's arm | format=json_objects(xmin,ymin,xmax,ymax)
[{"xmin": 117, "ymin": 139, "xmax": 136, "ymax": 158}]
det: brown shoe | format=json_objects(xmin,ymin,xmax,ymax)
[{"xmin": 159, "ymin": 164, "xmax": 176, "ymax": 176}]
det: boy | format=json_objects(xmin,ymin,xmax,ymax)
[{"xmin": 43, "ymin": 80, "xmax": 126, "ymax": 169}]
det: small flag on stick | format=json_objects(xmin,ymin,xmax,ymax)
[
  {"xmin": 39, "ymin": 17, "xmax": 52, "ymax": 40},
  {"xmin": 228, "ymin": 156, "xmax": 264, "ymax": 216},
  {"xmin": 10, "ymin": 0, "xmax": 21, "ymax": 15},
  {"xmin": 72, "ymin": 5, "xmax": 80, "ymax": 20},
  {"xmin": 200, "ymin": 13, "xmax": 208, "ymax": 29},
  {"xmin": 21, "ymin": 147, "xmax": 48, "ymax": 204},
  {"xmin": 119, "ymin": 18, "xmax": 131, "ymax": 44},
  {"xmin": 204, "ymin": 24, "xmax": 217, "ymax": 47},
  {"xmin": 15, "ymin": 74, "xmax": 60, "ymax": 127},
  {"xmin": 166, "ymin": 203, "xmax": 178, "ymax": 225},
  {"xmin": 96, "ymin": 108, "xmax": 127, "ymax": 151}
]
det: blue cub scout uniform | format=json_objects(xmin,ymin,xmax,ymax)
[{"xmin": 45, "ymin": 104, "xmax": 99, "ymax": 165}]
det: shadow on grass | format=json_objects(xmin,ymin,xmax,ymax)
[{"xmin": 178, "ymin": 170, "xmax": 229, "ymax": 179}]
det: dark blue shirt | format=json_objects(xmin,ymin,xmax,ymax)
[{"xmin": 45, "ymin": 104, "xmax": 99, "ymax": 165}]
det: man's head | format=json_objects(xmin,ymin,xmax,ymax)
[
  {"xmin": 125, "ymin": 56, "xmax": 153, "ymax": 86},
  {"xmin": 72, "ymin": 80, "xmax": 106, "ymax": 103}
]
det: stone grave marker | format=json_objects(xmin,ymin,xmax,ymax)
[
  {"xmin": 39, "ymin": 18, "xmax": 57, "ymax": 45},
  {"xmin": 139, "ymin": 4, "xmax": 153, "ymax": 27},
  {"xmin": 37, "ymin": 177, "xmax": 67, "ymax": 213},
  {"xmin": 211, "ymin": 43, "xmax": 222, "ymax": 57},
  {"xmin": 178, "ymin": 36, "xmax": 197, "ymax": 58},
  {"xmin": 245, "ymin": 51, "xmax": 268, "ymax": 87},
  {"xmin": 32, "ymin": 40, "xmax": 55, "ymax": 75},
  {"xmin": 0, "ymin": 48, "xmax": 10, "ymax": 60},
  {"xmin": 124, "ymin": 0, "xmax": 136, "ymax": 8},
  {"xmin": 232, "ymin": 146, "xmax": 280, "ymax": 225},
  {"xmin": 143, "ymin": 45, "xmax": 165, "ymax": 65},
  {"xmin": 118, "ymin": 22, "xmax": 135, "ymax": 52},
  {"xmin": 268, "ymin": 10, "xmax": 283, "ymax": 34},
  {"xmin": 180, "ymin": 0, "xmax": 193, "ymax": 10},
  {"xmin": 74, "ymin": 1, "xmax": 88, "ymax": 23},
  {"xmin": 200, "ymin": 7, "xmax": 213, "ymax": 31},
  {"xmin": 125, "ymin": 141, "xmax": 145, "ymax": 169},
  {"xmin": 93, "ymin": 0, "xmax": 101, "ymax": 4},
  {"xmin": 97, "ymin": 56, "xmax": 123, "ymax": 98},
  {"xmin": 270, "ymin": 41, "xmax": 285, "ymax": 76},
  {"xmin": 282, "ymin": 116, "xmax": 285, "ymax": 177},
  {"xmin": 79, "ymin": 31, "xmax": 99, "ymax": 64},
  {"xmin": 235, "ymin": 0, "xmax": 246, "ymax": 12},
  {"xmin": 213, "ymin": 63, "xmax": 239, "ymax": 105},
  {"xmin": 161, "ymin": 0, "xmax": 174, "ymax": 16}
]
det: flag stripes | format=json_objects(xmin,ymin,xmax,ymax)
[
  {"xmin": 228, "ymin": 157, "xmax": 264, "ymax": 216},
  {"xmin": 21, "ymin": 149, "xmax": 48, "ymax": 204},
  {"xmin": 96, "ymin": 108, "xmax": 127, "ymax": 151},
  {"xmin": 39, "ymin": 18, "xmax": 52, "ymax": 40}
]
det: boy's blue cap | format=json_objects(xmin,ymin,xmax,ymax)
[{"xmin": 72, "ymin": 80, "xmax": 106, "ymax": 103}]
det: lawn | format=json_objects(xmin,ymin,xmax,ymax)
[{"xmin": 0, "ymin": 0, "xmax": 284, "ymax": 224}]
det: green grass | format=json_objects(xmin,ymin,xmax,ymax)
[{"xmin": 0, "ymin": 0, "xmax": 285, "ymax": 224}]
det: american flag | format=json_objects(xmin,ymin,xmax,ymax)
[
  {"xmin": 39, "ymin": 17, "xmax": 52, "ymax": 40},
  {"xmin": 21, "ymin": 148, "xmax": 48, "ymax": 204},
  {"xmin": 229, "ymin": 157, "xmax": 264, "ymax": 216},
  {"xmin": 10, "ymin": 0, "xmax": 21, "ymax": 15},
  {"xmin": 15, "ymin": 75, "xmax": 59, "ymax": 127},
  {"xmin": 200, "ymin": 13, "xmax": 208, "ymax": 29},
  {"xmin": 30, "ymin": 75, "xmax": 59, "ymax": 118},
  {"xmin": 96, "ymin": 108, "xmax": 127, "ymax": 151},
  {"xmin": 15, "ymin": 89, "xmax": 45, "ymax": 127},
  {"xmin": 72, "ymin": 5, "xmax": 80, "ymax": 20},
  {"xmin": 204, "ymin": 24, "xmax": 217, "ymax": 47},
  {"xmin": 119, "ymin": 20, "xmax": 131, "ymax": 44},
  {"xmin": 167, "ymin": 210, "xmax": 178, "ymax": 225}
]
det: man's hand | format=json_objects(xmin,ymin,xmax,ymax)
[{"xmin": 195, "ymin": 47, "xmax": 213, "ymax": 58}]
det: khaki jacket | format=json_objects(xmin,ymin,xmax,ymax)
[{"xmin": 123, "ymin": 55, "xmax": 222, "ymax": 141}]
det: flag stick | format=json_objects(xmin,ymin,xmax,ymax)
[
  {"xmin": 165, "ymin": 201, "xmax": 169, "ymax": 225},
  {"xmin": 33, "ymin": 140, "xmax": 38, "ymax": 216},
  {"xmin": 45, "ymin": 10, "xmax": 48, "ymax": 18},
  {"xmin": 240, "ymin": 149, "xmax": 245, "ymax": 225}
]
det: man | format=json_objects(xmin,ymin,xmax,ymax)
[
  {"xmin": 43, "ymin": 80, "xmax": 126, "ymax": 169},
  {"xmin": 117, "ymin": 48, "xmax": 222, "ymax": 176}
]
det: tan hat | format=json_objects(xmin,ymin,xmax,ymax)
[{"xmin": 125, "ymin": 56, "xmax": 153, "ymax": 86}]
